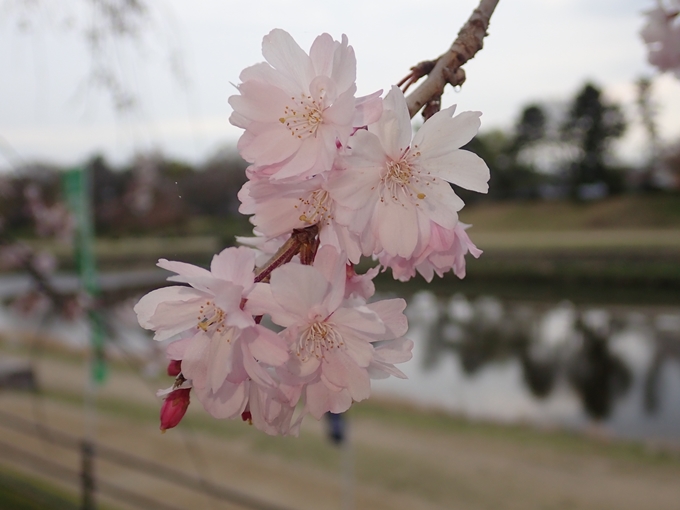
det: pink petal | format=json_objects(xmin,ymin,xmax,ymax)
[
  {"xmin": 353, "ymin": 90, "xmax": 383, "ymax": 127},
  {"xmin": 366, "ymin": 298, "xmax": 409, "ymax": 338},
  {"xmin": 229, "ymin": 80, "xmax": 290, "ymax": 123},
  {"xmin": 262, "ymin": 29, "xmax": 314, "ymax": 88},
  {"xmin": 306, "ymin": 381, "xmax": 352, "ymax": 419},
  {"xmin": 374, "ymin": 197, "xmax": 419, "ymax": 258},
  {"xmin": 210, "ymin": 248, "xmax": 256, "ymax": 289},
  {"xmin": 247, "ymin": 326, "xmax": 289, "ymax": 367},
  {"xmin": 270, "ymin": 264, "xmax": 330, "ymax": 320},
  {"xmin": 330, "ymin": 34, "xmax": 356, "ymax": 93},
  {"xmin": 208, "ymin": 334, "xmax": 235, "ymax": 393},
  {"xmin": 198, "ymin": 380, "xmax": 248, "ymax": 420},
  {"xmin": 240, "ymin": 124, "xmax": 301, "ymax": 166},
  {"xmin": 149, "ymin": 300, "xmax": 202, "ymax": 341},
  {"xmin": 323, "ymin": 350, "xmax": 370, "ymax": 401}
]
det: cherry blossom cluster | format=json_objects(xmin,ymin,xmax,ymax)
[
  {"xmin": 135, "ymin": 29, "xmax": 490, "ymax": 435},
  {"xmin": 641, "ymin": 0, "xmax": 680, "ymax": 77}
]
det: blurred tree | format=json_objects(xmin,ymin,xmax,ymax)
[
  {"xmin": 464, "ymin": 105, "xmax": 548, "ymax": 201},
  {"xmin": 508, "ymin": 104, "xmax": 547, "ymax": 154},
  {"xmin": 561, "ymin": 83, "xmax": 627, "ymax": 199},
  {"xmin": 632, "ymin": 77, "xmax": 661, "ymax": 191},
  {"xmin": 175, "ymin": 152, "xmax": 248, "ymax": 217}
]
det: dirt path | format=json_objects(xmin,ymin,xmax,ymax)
[{"xmin": 2, "ymin": 353, "xmax": 680, "ymax": 510}]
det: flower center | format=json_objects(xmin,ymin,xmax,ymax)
[
  {"xmin": 297, "ymin": 321, "xmax": 344, "ymax": 362},
  {"xmin": 196, "ymin": 300, "xmax": 227, "ymax": 335},
  {"xmin": 296, "ymin": 189, "xmax": 333, "ymax": 226},
  {"xmin": 380, "ymin": 147, "xmax": 432, "ymax": 205},
  {"xmin": 279, "ymin": 94, "xmax": 326, "ymax": 139}
]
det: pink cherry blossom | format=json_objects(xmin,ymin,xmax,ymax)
[
  {"xmin": 247, "ymin": 246, "xmax": 412, "ymax": 421},
  {"xmin": 134, "ymin": 246, "xmax": 289, "ymax": 422},
  {"xmin": 238, "ymin": 173, "xmax": 363, "ymax": 263},
  {"xmin": 378, "ymin": 222, "xmax": 482, "ymax": 282},
  {"xmin": 329, "ymin": 86, "xmax": 489, "ymax": 259},
  {"xmin": 641, "ymin": 2, "xmax": 680, "ymax": 77},
  {"xmin": 229, "ymin": 29, "xmax": 381, "ymax": 180}
]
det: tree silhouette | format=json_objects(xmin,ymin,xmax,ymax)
[{"xmin": 561, "ymin": 83, "xmax": 626, "ymax": 199}]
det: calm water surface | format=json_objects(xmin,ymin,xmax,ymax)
[
  {"xmin": 2, "ymin": 272, "xmax": 680, "ymax": 444},
  {"xmin": 374, "ymin": 290, "xmax": 680, "ymax": 444}
]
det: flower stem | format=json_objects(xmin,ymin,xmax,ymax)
[{"xmin": 253, "ymin": 224, "xmax": 319, "ymax": 283}]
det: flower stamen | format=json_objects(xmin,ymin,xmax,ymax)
[
  {"xmin": 380, "ymin": 149, "xmax": 433, "ymax": 206},
  {"xmin": 297, "ymin": 189, "xmax": 333, "ymax": 226},
  {"xmin": 297, "ymin": 321, "xmax": 344, "ymax": 361},
  {"xmin": 280, "ymin": 94, "xmax": 326, "ymax": 139},
  {"xmin": 197, "ymin": 301, "xmax": 227, "ymax": 334}
]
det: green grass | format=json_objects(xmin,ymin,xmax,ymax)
[
  {"xmin": 462, "ymin": 194, "xmax": 680, "ymax": 232},
  {"xmin": 0, "ymin": 466, "xmax": 79, "ymax": 510}
]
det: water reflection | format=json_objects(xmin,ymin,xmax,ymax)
[
  {"xmin": 2, "ymin": 284, "xmax": 680, "ymax": 442},
  {"xmin": 373, "ymin": 291, "xmax": 680, "ymax": 442}
]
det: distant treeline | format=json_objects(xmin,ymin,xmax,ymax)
[
  {"xmin": 2, "ymin": 81, "xmax": 679, "ymax": 238},
  {"xmin": 0, "ymin": 149, "xmax": 249, "ymax": 237},
  {"xmin": 461, "ymin": 80, "xmax": 680, "ymax": 203}
]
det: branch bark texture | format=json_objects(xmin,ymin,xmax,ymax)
[{"xmin": 404, "ymin": 0, "xmax": 500, "ymax": 118}]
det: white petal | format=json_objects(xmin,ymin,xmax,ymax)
[
  {"xmin": 134, "ymin": 286, "xmax": 200, "ymax": 330},
  {"xmin": 421, "ymin": 149, "xmax": 490, "ymax": 193},
  {"xmin": 417, "ymin": 178, "xmax": 462, "ymax": 228},
  {"xmin": 413, "ymin": 109, "xmax": 481, "ymax": 155},
  {"xmin": 262, "ymin": 29, "xmax": 314, "ymax": 89},
  {"xmin": 375, "ymin": 86, "xmax": 412, "ymax": 159},
  {"xmin": 309, "ymin": 32, "xmax": 335, "ymax": 77},
  {"xmin": 330, "ymin": 34, "xmax": 357, "ymax": 93},
  {"xmin": 157, "ymin": 259, "xmax": 212, "ymax": 280}
]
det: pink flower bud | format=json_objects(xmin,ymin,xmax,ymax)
[
  {"xmin": 167, "ymin": 360, "xmax": 182, "ymax": 377},
  {"xmin": 160, "ymin": 388, "xmax": 190, "ymax": 432}
]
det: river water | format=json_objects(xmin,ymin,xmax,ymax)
[
  {"xmin": 1, "ymin": 273, "xmax": 680, "ymax": 444},
  {"xmin": 374, "ymin": 290, "xmax": 680, "ymax": 444}
]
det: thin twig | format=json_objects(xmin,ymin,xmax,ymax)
[{"xmin": 404, "ymin": 0, "xmax": 500, "ymax": 119}]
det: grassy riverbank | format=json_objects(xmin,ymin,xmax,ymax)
[{"xmin": 6, "ymin": 194, "xmax": 680, "ymax": 304}]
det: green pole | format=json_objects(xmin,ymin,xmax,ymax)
[{"xmin": 62, "ymin": 168, "xmax": 107, "ymax": 384}]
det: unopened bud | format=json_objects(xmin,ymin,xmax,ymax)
[
  {"xmin": 241, "ymin": 410, "xmax": 252, "ymax": 424},
  {"xmin": 160, "ymin": 388, "xmax": 190, "ymax": 432},
  {"xmin": 167, "ymin": 360, "xmax": 182, "ymax": 377}
]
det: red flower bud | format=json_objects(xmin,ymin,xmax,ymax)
[
  {"xmin": 241, "ymin": 410, "xmax": 252, "ymax": 424},
  {"xmin": 167, "ymin": 360, "xmax": 182, "ymax": 377},
  {"xmin": 160, "ymin": 388, "xmax": 190, "ymax": 432}
]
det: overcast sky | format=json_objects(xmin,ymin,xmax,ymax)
[{"xmin": 1, "ymin": 0, "xmax": 679, "ymax": 171}]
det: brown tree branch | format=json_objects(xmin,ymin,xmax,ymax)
[{"xmin": 404, "ymin": 0, "xmax": 500, "ymax": 119}]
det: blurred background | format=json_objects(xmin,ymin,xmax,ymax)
[{"xmin": 2, "ymin": 1, "xmax": 680, "ymax": 509}]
